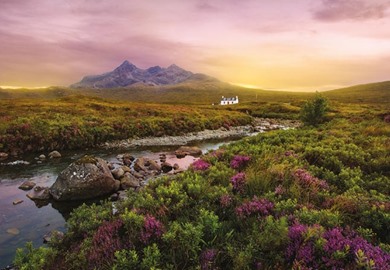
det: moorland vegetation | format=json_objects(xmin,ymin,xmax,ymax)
[{"xmin": 13, "ymin": 92, "xmax": 390, "ymax": 269}]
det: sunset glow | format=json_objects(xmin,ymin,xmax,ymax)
[{"xmin": 1, "ymin": 0, "xmax": 390, "ymax": 90}]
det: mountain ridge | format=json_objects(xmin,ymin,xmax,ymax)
[{"xmin": 70, "ymin": 60, "xmax": 218, "ymax": 88}]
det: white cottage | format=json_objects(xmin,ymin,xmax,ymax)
[{"xmin": 220, "ymin": 96, "xmax": 239, "ymax": 105}]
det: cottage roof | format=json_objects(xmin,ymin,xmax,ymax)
[{"xmin": 221, "ymin": 96, "xmax": 238, "ymax": 101}]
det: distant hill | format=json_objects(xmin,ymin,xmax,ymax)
[
  {"xmin": 70, "ymin": 60, "xmax": 218, "ymax": 88},
  {"xmin": 322, "ymin": 81, "xmax": 390, "ymax": 104},
  {"xmin": 1, "ymin": 80, "xmax": 389, "ymax": 105}
]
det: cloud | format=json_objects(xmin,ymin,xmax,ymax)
[{"xmin": 313, "ymin": 0, "xmax": 390, "ymax": 22}]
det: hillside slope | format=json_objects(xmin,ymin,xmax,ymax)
[
  {"xmin": 1, "ymin": 81, "xmax": 389, "ymax": 105},
  {"xmin": 323, "ymin": 81, "xmax": 390, "ymax": 103}
]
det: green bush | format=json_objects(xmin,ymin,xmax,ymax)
[{"xmin": 300, "ymin": 93, "xmax": 329, "ymax": 126}]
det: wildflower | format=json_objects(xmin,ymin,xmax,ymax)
[
  {"xmin": 294, "ymin": 169, "xmax": 329, "ymax": 191},
  {"xmin": 275, "ymin": 184, "xmax": 285, "ymax": 195},
  {"xmin": 200, "ymin": 249, "xmax": 218, "ymax": 270},
  {"xmin": 235, "ymin": 196, "xmax": 274, "ymax": 219},
  {"xmin": 88, "ymin": 219, "xmax": 125, "ymax": 268},
  {"xmin": 192, "ymin": 159, "xmax": 211, "ymax": 171},
  {"xmin": 231, "ymin": 172, "xmax": 246, "ymax": 193},
  {"xmin": 220, "ymin": 194, "xmax": 233, "ymax": 208},
  {"xmin": 230, "ymin": 155, "xmax": 251, "ymax": 170},
  {"xmin": 140, "ymin": 214, "xmax": 164, "ymax": 244}
]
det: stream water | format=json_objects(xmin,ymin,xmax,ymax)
[{"xmin": 0, "ymin": 139, "xmax": 234, "ymax": 267}]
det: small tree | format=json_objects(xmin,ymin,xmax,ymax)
[{"xmin": 300, "ymin": 93, "xmax": 328, "ymax": 126}]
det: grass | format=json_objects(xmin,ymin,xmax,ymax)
[
  {"xmin": 13, "ymin": 101, "xmax": 390, "ymax": 270},
  {"xmin": 0, "ymin": 95, "xmax": 252, "ymax": 154},
  {"xmin": 1, "ymin": 80, "xmax": 389, "ymax": 105}
]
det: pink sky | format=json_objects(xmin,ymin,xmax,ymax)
[{"xmin": 1, "ymin": 0, "xmax": 390, "ymax": 91}]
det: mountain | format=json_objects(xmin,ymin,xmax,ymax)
[{"xmin": 70, "ymin": 61, "xmax": 218, "ymax": 88}]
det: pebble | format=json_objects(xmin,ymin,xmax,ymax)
[
  {"xmin": 6, "ymin": 228, "xmax": 20, "ymax": 235},
  {"xmin": 12, "ymin": 199, "xmax": 23, "ymax": 205}
]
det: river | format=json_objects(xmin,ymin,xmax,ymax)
[{"xmin": 0, "ymin": 139, "xmax": 233, "ymax": 268}]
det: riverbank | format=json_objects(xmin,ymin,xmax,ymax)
[
  {"xmin": 0, "ymin": 118, "xmax": 301, "ymax": 268},
  {"xmin": 102, "ymin": 118, "xmax": 301, "ymax": 148}
]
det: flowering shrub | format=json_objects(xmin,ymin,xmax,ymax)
[
  {"xmin": 231, "ymin": 172, "xmax": 246, "ymax": 193},
  {"xmin": 209, "ymin": 149, "xmax": 226, "ymax": 161},
  {"xmin": 140, "ymin": 215, "xmax": 164, "ymax": 244},
  {"xmin": 230, "ymin": 155, "xmax": 251, "ymax": 170},
  {"xmin": 192, "ymin": 159, "xmax": 211, "ymax": 171},
  {"xmin": 287, "ymin": 224, "xmax": 390, "ymax": 269},
  {"xmin": 235, "ymin": 197, "xmax": 274, "ymax": 219},
  {"xmin": 294, "ymin": 168, "xmax": 329, "ymax": 191},
  {"xmin": 200, "ymin": 249, "xmax": 218, "ymax": 270},
  {"xmin": 88, "ymin": 219, "xmax": 126, "ymax": 268},
  {"xmin": 14, "ymin": 107, "xmax": 390, "ymax": 270},
  {"xmin": 324, "ymin": 228, "xmax": 390, "ymax": 269},
  {"xmin": 275, "ymin": 184, "xmax": 285, "ymax": 196},
  {"xmin": 220, "ymin": 194, "xmax": 233, "ymax": 208}
]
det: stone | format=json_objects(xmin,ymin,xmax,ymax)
[
  {"xmin": 111, "ymin": 167, "xmax": 125, "ymax": 180},
  {"xmin": 48, "ymin": 151, "xmax": 62, "ymax": 158},
  {"xmin": 114, "ymin": 180, "xmax": 121, "ymax": 191},
  {"xmin": 175, "ymin": 151, "xmax": 187, "ymax": 159},
  {"xmin": 39, "ymin": 154, "xmax": 46, "ymax": 160},
  {"xmin": 174, "ymin": 168, "xmax": 186, "ymax": 174},
  {"xmin": 13, "ymin": 199, "xmax": 24, "ymax": 205},
  {"xmin": 49, "ymin": 155, "xmax": 118, "ymax": 201},
  {"xmin": 121, "ymin": 166, "xmax": 131, "ymax": 173},
  {"xmin": 43, "ymin": 230, "xmax": 64, "ymax": 244},
  {"xmin": 134, "ymin": 158, "xmax": 148, "ymax": 172},
  {"xmin": 0, "ymin": 152, "xmax": 9, "ymax": 161},
  {"xmin": 27, "ymin": 186, "xmax": 51, "ymax": 200},
  {"xmin": 132, "ymin": 171, "xmax": 144, "ymax": 179},
  {"xmin": 123, "ymin": 153, "xmax": 135, "ymax": 161},
  {"xmin": 123, "ymin": 158, "xmax": 132, "ymax": 166},
  {"xmin": 161, "ymin": 162, "xmax": 173, "ymax": 173},
  {"xmin": 148, "ymin": 160, "xmax": 161, "ymax": 171},
  {"xmin": 7, "ymin": 228, "xmax": 20, "ymax": 235},
  {"xmin": 18, "ymin": 181, "xmax": 36, "ymax": 191},
  {"xmin": 110, "ymin": 192, "xmax": 119, "ymax": 201},
  {"xmin": 120, "ymin": 173, "xmax": 140, "ymax": 189},
  {"xmin": 107, "ymin": 162, "xmax": 115, "ymax": 170},
  {"xmin": 175, "ymin": 146, "xmax": 202, "ymax": 156},
  {"xmin": 117, "ymin": 190, "xmax": 128, "ymax": 201},
  {"xmin": 173, "ymin": 163, "xmax": 180, "ymax": 170}
]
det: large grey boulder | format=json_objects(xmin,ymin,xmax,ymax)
[{"xmin": 49, "ymin": 156, "xmax": 118, "ymax": 201}]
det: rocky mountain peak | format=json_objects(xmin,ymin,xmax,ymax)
[
  {"xmin": 70, "ymin": 60, "xmax": 217, "ymax": 88},
  {"xmin": 115, "ymin": 60, "xmax": 137, "ymax": 72}
]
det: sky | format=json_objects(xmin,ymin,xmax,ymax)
[{"xmin": 1, "ymin": 0, "xmax": 390, "ymax": 91}]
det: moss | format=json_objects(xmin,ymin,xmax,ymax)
[{"xmin": 75, "ymin": 155, "xmax": 98, "ymax": 165}]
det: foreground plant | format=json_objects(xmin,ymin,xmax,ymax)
[{"xmin": 14, "ymin": 107, "xmax": 390, "ymax": 269}]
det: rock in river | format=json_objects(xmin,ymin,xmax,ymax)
[
  {"xmin": 18, "ymin": 181, "xmax": 36, "ymax": 191},
  {"xmin": 120, "ymin": 173, "xmax": 140, "ymax": 189},
  {"xmin": 7, "ymin": 228, "xmax": 20, "ymax": 235},
  {"xmin": 49, "ymin": 155, "xmax": 118, "ymax": 201},
  {"xmin": 0, "ymin": 152, "xmax": 8, "ymax": 161},
  {"xmin": 27, "ymin": 186, "xmax": 51, "ymax": 200},
  {"xmin": 161, "ymin": 162, "xmax": 173, "ymax": 173},
  {"xmin": 175, "ymin": 146, "xmax": 202, "ymax": 158},
  {"xmin": 48, "ymin": 150, "xmax": 62, "ymax": 158}
]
